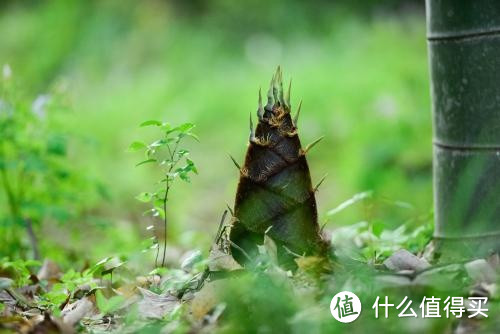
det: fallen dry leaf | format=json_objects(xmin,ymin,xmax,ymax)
[
  {"xmin": 190, "ymin": 281, "xmax": 220, "ymax": 321},
  {"xmin": 61, "ymin": 297, "xmax": 95, "ymax": 326},
  {"xmin": 28, "ymin": 313, "xmax": 74, "ymax": 334},
  {"xmin": 137, "ymin": 287, "xmax": 179, "ymax": 319},
  {"xmin": 208, "ymin": 247, "xmax": 242, "ymax": 271},
  {"xmin": 37, "ymin": 260, "xmax": 61, "ymax": 281}
]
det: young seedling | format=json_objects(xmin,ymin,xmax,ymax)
[{"xmin": 130, "ymin": 121, "xmax": 198, "ymax": 267}]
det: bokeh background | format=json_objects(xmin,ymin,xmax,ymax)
[{"xmin": 0, "ymin": 0, "xmax": 431, "ymax": 267}]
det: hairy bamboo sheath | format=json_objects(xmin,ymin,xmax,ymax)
[{"xmin": 228, "ymin": 67, "xmax": 328, "ymax": 267}]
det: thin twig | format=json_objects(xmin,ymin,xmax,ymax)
[
  {"xmin": 214, "ymin": 210, "xmax": 228, "ymax": 244},
  {"xmin": 161, "ymin": 141, "xmax": 180, "ymax": 267}
]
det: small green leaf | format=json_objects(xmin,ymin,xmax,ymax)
[
  {"xmin": 140, "ymin": 120, "xmax": 162, "ymax": 127},
  {"xmin": 178, "ymin": 122, "xmax": 195, "ymax": 133},
  {"xmin": 160, "ymin": 122, "xmax": 172, "ymax": 131},
  {"xmin": 96, "ymin": 290, "xmax": 125, "ymax": 314},
  {"xmin": 177, "ymin": 149, "xmax": 189, "ymax": 158},
  {"xmin": 102, "ymin": 261, "xmax": 126, "ymax": 276},
  {"xmin": 154, "ymin": 206, "xmax": 165, "ymax": 219},
  {"xmin": 177, "ymin": 170, "xmax": 190, "ymax": 182},
  {"xmin": 135, "ymin": 192, "xmax": 153, "ymax": 203},
  {"xmin": 92, "ymin": 257, "xmax": 113, "ymax": 269},
  {"xmin": 153, "ymin": 198, "xmax": 165, "ymax": 208},
  {"xmin": 185, "ymin": 132, "xmax": 200, "ymax": 142},
  {"xmin": 21, "ymin": 260, "xmax": 42, "ymax": 267},
  {"xmin": 149, "ymin": 139, "xmax": 169, "ymax": 147},
  {"xmin": 136, "ymin": 158, "xmax": 156, "ymax": 167},
  {"xmin": 43, "ymin": 289, "xmax": 68, "ymax": 306},
  {"xmin": 148, "ymin": 267, "xmax": 168, "ymax": 276},
  {"xmin": 128, "ymin": 141, "xmax": 146, "ymax": 152},
  {"xmin": 186, "ymin": 158, "xmax": 198, "ymax": 174},
  {"xmin": 167, "ymin": 122, "xmax": 195, "ymax": 134}
]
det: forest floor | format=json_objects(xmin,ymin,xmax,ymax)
[{"xmin": 1, "ymin": 223, "xmax": 499, "ymax": 334}]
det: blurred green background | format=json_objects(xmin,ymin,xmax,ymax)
[{"xmin": 0, "ymin": 0, "xmax": 431, "ymax": 267}]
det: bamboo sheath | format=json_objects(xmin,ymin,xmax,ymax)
[
  {"xmin": 426, "ymin": 0, "xmax": 500, "ymax": 260},
  {"xmin": 229, "ymin": 68, "xmax": 327, "ymax": 268}
]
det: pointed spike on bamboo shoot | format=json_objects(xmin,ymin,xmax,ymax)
[
  {"xmin": 304, "ymin": 136, "xmax": 324, "ymax": 154},
  {"xmin": 272, "ymin": 66, "xmax": 280, "ymax": 102},
  {"xmin": 214, "ymin": 210, "xmax": 228, "ymax": 243},
  {"xmin": 266, "ymin": 77, "xmax": 274, "ymax": 110},
  {"xmin": 272, "ymin": 81, "xmax": 279, "ymax": 103},
  {"xmin": 249, "ymin": 113, "xmax": 255, "ymax": 141},
  {"xmin": 319, "ymin": 222, "xmax": 328, "ymax": 234},
  {"xmin": 226, "ymin": 203, "xmax": 235, "ymax": 216},
  {"xmin": 285, "ymin": 78, "xmax": 292, "ymax": 110},
  {"xmin": 278, "ymin": 74, "xmax": 285, "ymax": 106},
  {"xmin": 313, "ymin": 174, "xmax": 327, "ymax": 192},
  {"xmin": 257, "ymin": 87, "xmax": 264, "ymax": 120},
  {"xmin": 274, "ymin": 66, "xmax": 283, "ymax": 104},
  {"xmin": 264, "ymin": 225, "xmax": 273, "ymax": 234},
  {"xmin": 293, "ymin": 100, "xmax": 302, "ymax": 127},
  {"xmin": 229, "ymin": 154, "xmax": 241, "ymax": 170},
  {"xmin": 275, "ymin": 65, "xmax": 281, "ymax": 84}
]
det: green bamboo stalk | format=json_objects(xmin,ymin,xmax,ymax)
[{"xmin": 426, "ymin": 0, "xmax": 500, "ymax": 260}]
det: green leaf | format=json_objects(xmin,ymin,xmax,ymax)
[
  {"xmin": 153, "ymin": 206, "xmax": 165, "ymax": 219},
  {"xmin": 128, "ymin": 141, "xmax": 146, "ymax": 152},
  {"xmin": 179, "ymin": 172, "xmax": 190, "ymax": 182},
  {"xmin": 140, "ymin": 120, "xmax": 162, "ymax": 127},
  {"xmin": 146, "ymin": 148, "xmax": 156, "ymax": 157},
  {"xmin": 326, "ymin": 191, "xmax": 373, "ymax": 217},
  {"xmin": 149, "ymin": 139, "xmax": 169, "ymax": 147},
  {"xmin": 88, "ymin": 257, "xmax": 113, "ymax": 274},
  {"xmin": 135, "ymin": 192, "xmax": 153, "ymax": 203},
  {"xmin": 102, "ymin": 261, "xmax": 126, "ymax": 276},
  {"xmin": 167, "ymin": 122, "xmax": 195, "ymax": 134},
  {"xmin": 185, "ymin": 132, "xmax": 200, "ymax": 142},
  {"xmin": 148, "ymin": 267, "xmax": 168, "ymax": 276},
  {"xmin": 160, "ymin": 122, "xmax": 172, "ymax": 131},
  {"xmin": 178, "ymin": 122, "xmax": 195, "ymax": 133},
  {"xmin": 43, "ymin": 289, "xmax": 68, "ymax": 306},
  {"xmin": 177, "ymin": 149, "xmax": 189, "ymax": 158},
  {"xmin": 186, "ymin": 158, "xmax": 198, "ymax": 174},
  {"xmin": 153, "ymin": 198, "xmax": 165, "ymax": 208},
  {"xmin": 22, "ymin": 260, "xmax": 42, "ymax": 267},
  {"xmin": 96, "ymin": 290, "xmax": 125, "ymax": 314},
  {"xmin": 136, "ymin": 158, "xmax": 156, "ymax": 167}
]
